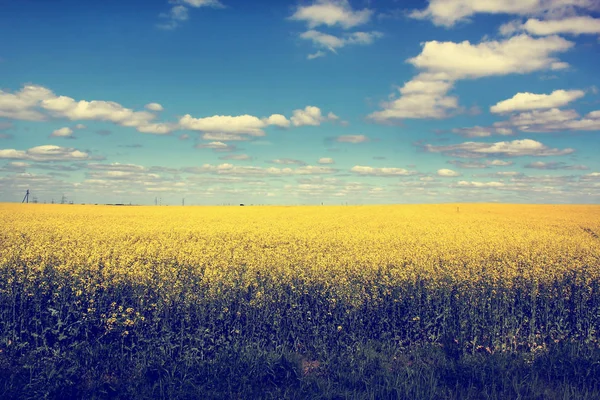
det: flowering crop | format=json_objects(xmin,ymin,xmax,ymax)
[{"xmin": 1, "ymin": 203, "xmax": 599, "ymax": 397}]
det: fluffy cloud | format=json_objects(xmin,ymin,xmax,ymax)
[
  {"xmin": 451, "ymin": 126, "xmax": 514, "ymax": 137},
  {"xmin": 270, "ymin": 158, "xmax": 307, "ymax": 166},
  {"xmin": 87, "ymin": 162, "xmax": 147, "ymax": 172},
  {"xmin": 50, "ymin": 127, "xmax": 74, "ymax": 138},
  {"xmin": 350, "ymin": 165, "xmax": 415, "ymax": 176},
  {"xmin": 263, "ymin": 114, "xmax": 291, "ymax": 128},
  {"xmin": 184, "ymin": 163, "xmax": 336, "ymax": 176},
  {"xmin": 336, "ymin": 135, "xmax": 369, "ymax": 143},
  {"xmin": 158, "ymin": 0, "xmax": 224, "ymax": 30},
  {"xmin": 409, "ymin": 0, "xmax": 599, "ymax": 27},
  {"xmin": 180, "ymin": 112, "xmax": 294, "ymax": 135},
  {"xmin": 0, "ymin": 85, "xmax": 54, "ymax": 121},
  {"xmin": 179, "ymin": 114, "xmax": 268, "ymax": 135},
  {"xmin": 0, "ymin": 145, "xmax": 90, "ymax": 161},
  {"xmin": 493, "ymin": 108, "xmax": 600, "ymax": 132},
  {"xmin": 524, "ymin": 161, "xmax": 588, "ymax": 170},
  {"xmin": 219, "ymin": 154, "xmax": 252, "ymax": 161},
  {"xmin": 318, "ymin": 157, "xmax": 335, "ymax": 164},
  {"xmin": 42, "ymin": 96, "xmax": 155, "ymax": 126},
  {"xmin": 448, "ymin": 159, "xmax": 514, "ymax": 168},
  {"xmin": 202, "ymin": 133, "xmax": 248, "ymax": 141},
  {"xmin": 425, "ymin": 139, "xmax": 574, "ymax": 158},
  {"xmin": 136, "ymin": 122, "xmax": 179, "ymax": 135},
  {"xmin": 501, "ymin": 16, "xmax": 600, "ymax": 36},
  {"xmin": 369, "ymin": 77, "xmax": 458, "ymax": 121},
  {"xmin": 490, "ymin": 89, "xmax": 585, "ymax": 113},
  {"xmin": 457, "ymin": 181, "xmax": 505, "ymax": 188},
  {"xmin": 437, "ymin": 168, "xmax": 461, "ymax": 177},
  {"xmin": 368, "ymin": 35, "xmax": 573, "ymax": 123},
  {"xmin": 195, "ymin": 141, "xmax": 237, "ymax": 152},
  {"xmin": 299, "ymin": 30, "xmax": 383, "ymax": 55},
  {"xmin": 289, "ymin": 0, "xmax": 372, "ymax": 29},
  {"xmin": 180, "ymin": 0, "xmax": 224, "ymax": 7},
  {"xmin": 407, "ymin": 35, "xmax": 573, "ymax": 80},
  {"xmin": 145, "ymin": 103, "xmax": 164, "ymax": 112},
  {"xmin": 290, "ymin": 106, "xmax": 337, "ymax": 127}
]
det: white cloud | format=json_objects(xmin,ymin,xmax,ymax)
[
  {"xmin": 145, "ymin": 103, "xmax": 164, "ymax": 111},
  {"xmin": 448, "ymin": 159, "xmax": 515, "ymax": 168},
  {"xmin": 158, "ymin": 5, "xmax": 189, "ymax": 30},
  {"xmin": 525, "ymin": 161, "xmax": 588, "ymax": 170},
  {"xmin": 195, "ymin": 141, "xmax": 237, "ymax": 152},
  {"xmin": 457, "ymin": 181, "xmax": 505, "ymax": 188},
  {"xmin": 158, "ymin": 0, "xmax": 224, "ymax": 30},
  {"xmin": 451, "ymin": 126, "xmax": 514, "ymax": 137},
  {"xmin": 493, "ymin": 108, "xmax": 600, "ymax": 132},
  {"xmin": 270, "ymin": 158, "xmax": 307, "ymax": 166},
  {"xmin": 180, "ymin": 0, "xmax": 225, "ymax": 7},
  {"xmin": 336, "ymin": 134, "xmax": 369, "ymax": 143},
  {"xmin": 318, "ymin": 157, "xmax": 335, "ymax": 164},
  {"xmin": 409, "ymin": 0, "xmax": 599, "ymax": 27},
  {"xmin": 201, "ymin": 133, "xmax": 246, "ymax": 141},
  {"xmin": 40, "ymin": 95, "xmax": 166, "ymax": 135},
  {"xmin": 185, "ymin": 163, "xmax": 336, "ymax": 176},
  {"xmin": 0, "ymin": 145, "xmax": 90, "ymax": 161},
  {"xmin": 490, "ymin": 89, "xmax": 585, "ymax": 113},
  {"xmin": 437, "ymin": 168, "xmax": 461, "ymax": 177},
  {"xmin": 0, "ymin": 85, "xmax": 55, "ymax": 121},
  {"xmin": 368, "ymin": 35, "xmax": 572, "ymax": 123},
  {"xmin": 219, "ymin": 154, "xmax": 252, "ymax": 161},
  {"xmin": 87, "ymin": 162, "xmax": 146, "ymax": 172},
  {"xmin": 50, "ymin": 127, "xmax": 74, "ymax": 138},
  {"xmin": 180, "ymin": 112, "xmax": 293, "ymax": 135},
  {"xmin": 136, "ymin": 122, "xmax": 178, "ymax": 135},
  {"xmin": 307, "ymin": 50, "xmax": 327, "ymax": 59},
  {"xmin": 179, "ymin": 114, "xmax": 267, "ymax": 135},
  {"xmin": 407, "ymin": 35, "xmax": 573, "ymax": 80},
  {"xmin": 262, "ymin": 114, "xmax": 290, "ymax": 128},
  {"xmin": 425, "ymin": 139, "xmax": 574, "ymax": 158},
  {"xmin": 290, "ymin": 106, "xmax": 337, "ymax": 127},
  {"xmin": 369, "ymin": 77, "xmax": 458, "ymax": 121},
  {"xmin": 299, "ymin": 30, "xmax": 383, "ymax": 55},
  {"xmin": 350, "ymin": 165, "xmax": 415, "ymax": 176},
  {"xmin": 502, "ymin": 16, "xmax": 600, "ymax": 36},
  {"xmin": 290, "ymin": 0, "xmax": 372, "ymax": 29},
  {"xmin": 74, "ymin": 124, "xmax": 86, "ymax": 129}
]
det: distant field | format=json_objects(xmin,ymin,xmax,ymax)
[{"xmin": 1, "ymin": 204, "xmax": 600, "ymax": 399}]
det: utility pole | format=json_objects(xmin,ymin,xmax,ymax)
[{"xmin": 182, "ymin": 198, "xmax": 185, "ymax": 206}]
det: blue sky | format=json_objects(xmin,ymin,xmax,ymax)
[{"xmin": 1, "ymin": 0, "xmax": 600, "ymax": 205}]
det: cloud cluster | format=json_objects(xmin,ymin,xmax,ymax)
[
  {"xmin": 0, "ymin": 145, "xmax": 91, "ymax": 162},
  {"xmin": 158, "ymin": 0, "xmax": 224, "ymax": 30},
  {"xmin": 425, "ymin": 139, "xmax": 574, "ymax": 158},
  {"xmin": 290, "ymin": 106, "xmax": 338, "ymax": 127},
  {"xmin": 350, "ymin": 165, "xmax": 415, "ymax": 176},
  {"xmin": 336, "ymin": 134, "xmax": 369, "ymax": 143},
  {"xmin": 500, "ymin": 16, "xmax": 600, "ymax": 37},
  {"xmin": 524, "ymin": 161, "xmax": 588, "ymax": 170},
  {"xmin": 289, "ymin": 0, "xmax": 372, "ymax": 29},
  {"xmin": 50, "ymin": 127, "xmax": 74, "ymax": 138},
  {"xmin": 184, "ymin": 163, "xmax": 337, "ymax": 176},
  {"xmin": 490, "ymin": 89, "xmax": 585, "ymax": 113},
  {"xmin": 437, "ymin": 168, "xmax": 460, "ymax": 177},
  {"xmin": 368, "ymin": 35, "xmax": 573, "ymax": 123},
  {"xmin": 290, "ymin": 0, "xmax": 381, "ymax": 59},
  {"xmin": 410, "ymin": 0, "xmax": 599, "ymax": 28}
]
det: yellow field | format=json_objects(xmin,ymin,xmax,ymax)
[
  {"xmin": 2, "ymin": 203, "xmax": 600, "ymax": 287},
  {"xmin": 2, "ymin": 203, "xmax": 600, "ymax": 398}
]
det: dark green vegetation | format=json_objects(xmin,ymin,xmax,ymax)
[{"xmin": 1, "ymin": 263, "xmax": 600, "ymax": 399}]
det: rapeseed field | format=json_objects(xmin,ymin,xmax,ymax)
[{"xmin": 1, "ymin": 203, "xmax": 600, "ymax": 399}]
